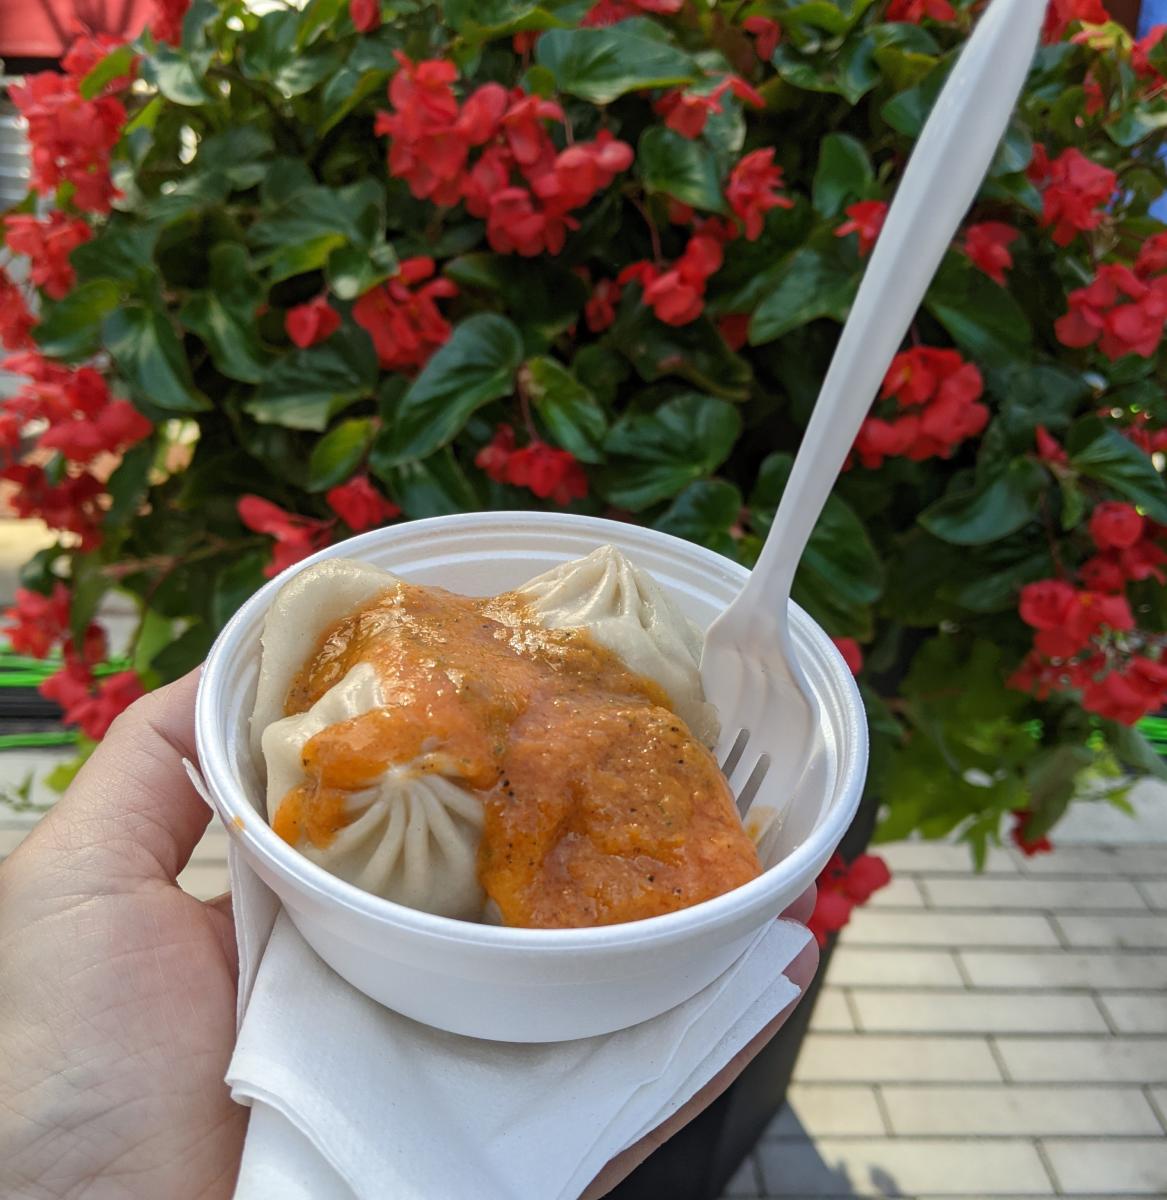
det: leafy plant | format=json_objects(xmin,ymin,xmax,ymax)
[{"xmin": 2, "ymin": 0, "xmax": 1167, "ymax": 862}]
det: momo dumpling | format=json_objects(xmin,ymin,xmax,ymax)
[
  {"xmin": 251, "ymin": 559, "xmax": 486, "ymax": 920},
  {"xmin": 514, "ymin": 545, "xmax": 719, "ymax": 747}
]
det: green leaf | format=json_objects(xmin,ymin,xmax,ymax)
[
  {"xmin": 307, "ymin": 418, "xmax": 376, "ymax": 491},
  {"xmin": 599, "ymin": 392, "xmax": 740, "ymax": 510},
  {"xmin": 327, "ymin": 241, "xmax": 398, "ymax": 301},
  {"xmin": 609, "ymin": 292, "xmax": 751, "ymax": 400},
  {"xmin": 443, "ymin": 254, "xmax": 587, "ymax": 342},
  {"xmin": 750, "ymin": 452, "xmax": 884, "ymax": 613},
  {"xmin": 179, "ymin": 244, "xmax": 268, "ymax": 384},
  {"xmin": 637, "ymin": 127, "xmax": 728, "ymax": 214},
  {"xmin": 772, "ymin": 34, "xmax": 879, "ymax": 103},
  {"xmin": 71, "ymin": 220, "xmax": 158, "ymax": 284},
  {"xmin": 245, "ymin": 330, "xmax": 379, "ymax": 431},
  {"xmin": 919, "ymin": 459, "xmax": 1049, "ymax": 545},
  {"xmin": 372, "ymin": 447, "xmax": 481, "ymax": 519},
  {"xmin": 655, "ymin": 480, "xmax": 742, "ymax": 558},
  {"xmin": 881, "ymin": 60, "xmax": 949, "ymax": 137},
  {"xmin": 151, "ymin": 621, "xmax": 215, "ymax": 680},
  {"xmin": 142, "ymin": 44, "xmax": 212, "ymax": 106},
  {"xmin": 35, "ymin": 280, "xmax": 121, "ymax": 360},
  {"xmin": 749, "ymin": 248, "xmax": 857, "ymax": 345},
  {"xmin": 1068, "ymin": 416, "xmax": 1167, "ymax": 523},
  {"xmin": 443, "ymin": 0, "xmax": 587, "ymax": 38},
  {"xmin": 239, "ymin": 10, "xmax": 299, "ymax": 80},
  {"xmin": 925, "ymin": 255, "xmax": 1032, "ymax": 366},
  {"xmin": 535, "ymin": 26, "xmax": 697, "ymax": 104},
  {"xmin": 1107, "ymin": 104, "xmax": 1167, "ymax": 149},
  {"xmin": 1104, "ymin": 720, "xmax": 1167, "ymax": 783},
  {"xmin": 377, "ymin": 315, "xmax": 524, "ymax": 466},
  {"xmin": 812, "ymin": 133, "xmax": 874, "ymax": 218},
  {"xmin": 211, "ymin": 552, "xmax": 268, "ymax": 630},
  {"xmin": 79, "ymin": 44, "xmax": 136, "ymax": 98},
  {"xmin": 524, "ymin": 357, "xmax": 607, "ymax": 463},
  {"xmin": 68, "ymin": 552, "xmax": 107, "ymax": 647},
  {"xmin": 132, "ymin": 607, "xmax": 175, "ymax": 677},
  {"xmin": 319, "ymin": 33, "xmax": 403, "ymax": 132},
  {"xmin": 105, "ymin": 306, "xmax": 209, "ymax": 412},
  {"xmin": 104, "ymin": 440, "xmax": 154, "ymax": 528},
  {"xmin": 196, "ymin": 127, "xmax": 275, "ymax": 189},
  {"xmin": 249, "ymin": 180, "xmax": 384, "ymax": 282}
]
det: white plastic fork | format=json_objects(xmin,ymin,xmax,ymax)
[{"xmin": 701, "ymin": 0, "xmax": 1045, "ymax": 838}]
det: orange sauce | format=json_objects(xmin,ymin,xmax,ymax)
[{"xmin": 276, "ymin": 581, "xmax": 762, "ymax": 927}]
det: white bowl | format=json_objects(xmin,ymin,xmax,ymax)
[{"xmin": 196, "ymin": 512, "xmax": 867, "ymax": 1042}]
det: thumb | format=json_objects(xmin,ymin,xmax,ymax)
[{"xmin": 29, "ymin": 670, "xmax": 213, "ymax": 889}]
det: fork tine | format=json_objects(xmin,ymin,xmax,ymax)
[
  {"xmin": 734, "ymin": 753, "xmax": 770, "ymax": 817},
  {"xmin": 720, "ymin": 727, "xmax": 749, "ymax": 776}
]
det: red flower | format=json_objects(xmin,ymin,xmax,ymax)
[
  {"xmin": 286, "ymin": 298, "xmax": 342, "ymax": 349},
  {"xmin": 41, "ymin": 661, "xmax": 143, "ymax": 740},
  {"xmin": 807, "ymin": 888, "xmax": 854, "ymax": 947},
  {"xmin": 0, "ymin": 270, "xmax": 35, "ymax": 350},
  {"xmin": 886, "ymin": 0, "xmax": 956, "ymax": 22},
  {"xmin": 726, "ymin": 149, "xmax": 794, "ymax": 241},
  {"xmin": 1136, "ymin": 232, "xmax": 1167, "ymax": 279},
  {"xmin": 641, "ymin": 231, "xmax": 724, "ymax": 326},
  {"xmin": 717, "ymin": 312, "xmax": 751, "ymax": 351},
  {"xmin": 2, "ymin": 583, "xmax": 71, "ymax": 659},
  {"xmin": 1019, "ymin": 579, "xmax": 1076, "ymax": 630},
  {"xmin": 832, "ymin": 637, "xmax": 863, "ymax": 675},
  {"xmin": 4, "ymin": 213, "xmax": 92, "ymax": 300},
  {"xmin": 1035, "ymin": 425, "xmax": 1069, "ymax": 466},
  {"xmin": 237, "ymin": 495, "xmax": 333, "ymax": 578},
  {"xmin": 1031, "ymin": 147, "xmax": 1116, "ymax": 246},
  {"xmin": 1089, "ymin": 501, "xmax": 1144, "ymax": 551},
  {"xmin": 1042, "ymin": 0, "xmax": 1109, "ymax": 43},
  {"xmin": 476, "ymin": 424, "xmax": 517, "ymax": 484},
  {"xmin": 742, "ymin": 16, "xmax": 781, "ymax": 60},
  {"xmin": 842, "ymin": 853, "xmax": 891, "ymax": 902},
  {"xmin": 962, "ymin": 222, "xmax": 1020, "ymax": 286},
  {"xmin": 1, "ymin": 463, "xmax": 105, "ymax": 549},
  {"xmin": 1011, "ymin": 811, "xmax": 1052, "ymax": 856},
  {"xmin": 853, "ymin": 347, "xmax": 986, "ymax": 468},
  {"xmin": 585, "ymin": 278, "xmax": 622, "ymax": 333},
  {"xmin": 1056, "ymin": 265, "xmax": 1167, "ymax": 361},
  {"xmin": 350, "ymin": 0, "xmax": 380, "ymax": 32},
  {"xmin": 808, "ymin": 852, "xmax": 891, "ymax": 946},
  {"xmin": 1080, "ymin": 658, "xmax": 1167, "ymax": 724},
  {"xmin": 62, "ymin": 33, "xmax": 134, "ymax": 90},
  {"xmin": 1132, "ymin": 24, "xmax": 1167, "ymax": 80},
  {"xmin": 151, "ymin": 0, "xmax": 192, "ymax": 45},
  {"xmin": 326, "ymin": 475, "xmax": 400, "ymax": 532},
  {"xmin": 835, "ymin": 200, "xmax": 887, "ymax": 258},
  {"xmin": 506, "ymin": 443, "xmax": 588, "ymax": 505},
  {"xmin": 39, "ymin": 399, "xmax": 152, "ymax": 464},
  {"xmin": 352, "ymin": 259, "xmax": 457, "ymax": 372},
  {"xmin": 655, "ymin": 76, "xmax": 763, "ymax": 140}
]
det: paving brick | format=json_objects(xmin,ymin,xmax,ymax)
[
  {"xmin": 1020, "ymin": 846, "xmax": 1167, "ymax": 877},
  {"xmin": 177, "ymin": 863, "xmax": 229, "ymax": 900},
  {"xmin": 822, "ymin": 948, "xmax": 964, "ymax": 988},
  {"xmin": 880, "ymin": 1084, "xmax": 1161, "ymax": 1136},
  {"xmin": 1054, "ymin": 914, "xmax": 1167, "ymax": 949},
  {"xmin": 921, "ymin": 876, "xmax": 1147, "ymax": 911},
  {"xmin": 995, "ymin": 1036, "xmax": 1167, "ymax": 1083},
  {"xmin": 765, "ymin": 1086, "xmax": 886, "ymax": 1138},
  {"xmin": 960, "ymin": 950, "xmax": 1167, "ymax": 991},
  {"xmin": 844, "ymin": 909, "xmax": 1059, "ymax": 948},
  {"xmin": 755, "ymin": 1137, "xmax": 1051, "ymax": 1196},
  {"xmin": 878, "ymin": 841, "xmax": 1017, "ymax": 874},
  {"xmin": 1138, "ymin": 879, "xmax": 1167, "ymax": 910},
  {"xmin": 1098, "ymin": 993, "xmax": 1167, "ymax": 1034},
  {"xmin": 1044, "ymin": 1138, "xmax": 1167, "ymax": 1195},
  {"xmin": 721, "ymin": 1157, "xmax": 761, "ymax": 1197},
  {"xmin": 851, "ymin": 989, "xmax": 1107, "ymax": 1034},
  {"xmin": 807, "ymin": 988, "xmax": 854, "ymax": 1032},
  {"xmin": 1150, "ymin": 1086, "xmax": 1167, "ymax": 1130},
  {"xmin": 793, "ymin": 1035, "xmax": 1001, "ymax": 1083},
  {"xmin": 865, "ymin": 875, "xmax": 926, "ymax": 908}
]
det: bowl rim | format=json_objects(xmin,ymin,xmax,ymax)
[{"xmin": 196, "ymin": 511, "xmax": 867, "ymax": 952}]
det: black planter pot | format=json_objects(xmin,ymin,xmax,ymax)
[{"xmin": 608, "ymin": 785, "xmax": 881, "ymax": 1200}]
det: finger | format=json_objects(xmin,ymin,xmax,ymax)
[
  {"xmin": 581, "ymin": 938, "xmax": 819, "ymax": 1200},
  {"xmin": 32, "ymin": 669, "xmax": 211, "ymax": 886},
  {"xmin": 784, "ymin": 883, "xmax": 816, "ymax": 926}
]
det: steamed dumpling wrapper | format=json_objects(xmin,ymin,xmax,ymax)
[{"xmin": 250, "ymin": 548, "xmax": 755, "ymax": 925}]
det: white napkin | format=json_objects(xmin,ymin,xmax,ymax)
[{"xmin": 191, "ymin": 768, "xmax": 812, "ymax": 1200}]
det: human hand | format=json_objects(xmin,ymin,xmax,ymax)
[
  {"xmin": 0, "ymin": 668, "xmax": 816, "ymax": 1200},
  {"xmin": 0, "ymin": 671, "xmax": 244, "ymax": 1200}
]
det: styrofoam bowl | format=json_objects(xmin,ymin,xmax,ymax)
[{"xmin": 196, "ymin": 512, "xmax": 867, "ymax": 1042}]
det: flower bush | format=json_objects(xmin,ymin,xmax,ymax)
[{"xmin": 2, "ymin": 0, "xmax": 1167, "ymax": 860}]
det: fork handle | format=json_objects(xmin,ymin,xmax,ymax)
[{"xmin": 738, "ymin": 0, "xmax": 1044, "ymax": 610}]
